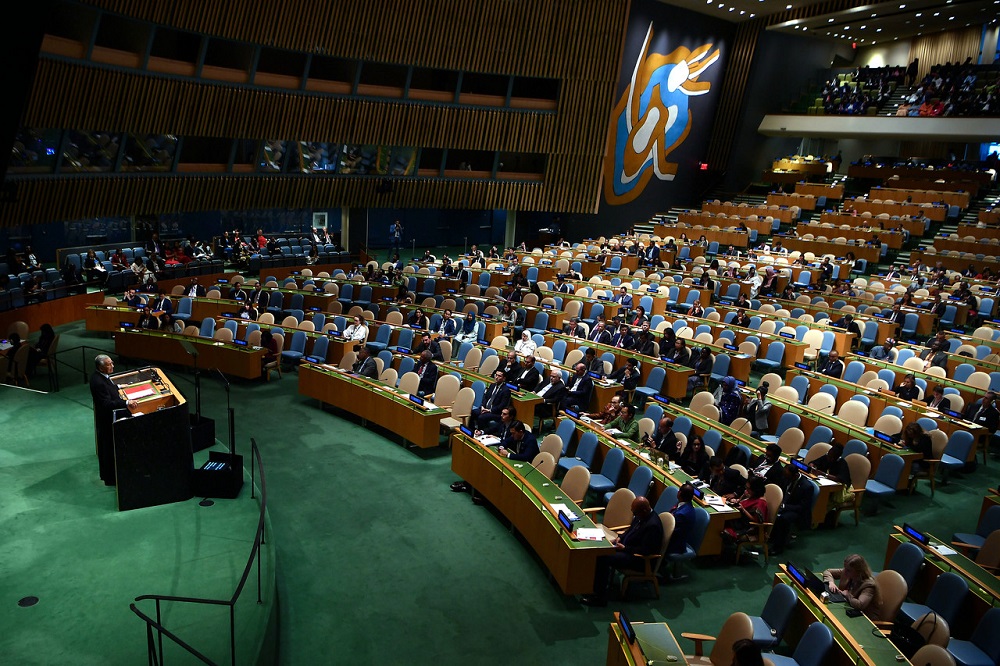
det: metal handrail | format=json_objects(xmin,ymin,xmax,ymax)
[{"xmin": 129, "ymin": 438, "xmax": 267, "ymax": 666}]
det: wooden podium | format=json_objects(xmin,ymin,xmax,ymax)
[{"xmin": 110, "ymin": 367, "xmax": 195, "ymax": 511}]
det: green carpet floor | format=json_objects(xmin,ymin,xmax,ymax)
[
  {"xmin": 3, "ymin": 316, "xmax": 997, "ymax": 665},
  {"xmin": 0, "ymin": 371, "xmax": 270, "ymax": 665}
]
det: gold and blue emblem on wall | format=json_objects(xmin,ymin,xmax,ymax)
[{"xmin": 603, "ymin": 23, "xmax": 720, "ymax": 205}]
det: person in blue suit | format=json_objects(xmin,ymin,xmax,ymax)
[
  {"xmin": 497, "ymin": 421, "xmax": 538, "ymax": 462},
  {"xmin": 667, "ymin": 483, "xmax": 696, "ymax": 554}
]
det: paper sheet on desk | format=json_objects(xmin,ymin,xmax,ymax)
[
  {"xmin": 931, "ymin": 544, "xmax": 958, "ymax": 556},
  {"xmin": 551, "ymin": 504, "xmax": 579, "ymax": 521},
  {"xmin": 816, "ymin": 477, "xmax": 841, "ymax": 486},
  {"xmin": 575, "ymin": 528, "xmax": 605, "ymax": 541},
  {"xmin": 478, "ymin": 436, "xmax": 501, "ymax": 446}
]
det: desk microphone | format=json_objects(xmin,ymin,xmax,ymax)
[
  {"xmin": 516, "ymin": 455, "xmax": 545, "ymax": 485},
  {"xmin": 815, "ymin": 403, "xmax": 834, "ymax": 413}
]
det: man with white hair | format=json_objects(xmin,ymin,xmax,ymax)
[{"xmin": 89, "ymin": 355, "xmax": 137, "ymax": 485}]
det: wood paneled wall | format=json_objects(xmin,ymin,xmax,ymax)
[
  {"xmin": 9, "ymin": 0, "xmax": 629, "ymax": 224},
  {"xmin": 0, "ymin": 175, "xmax": 555, "ymax": 226},
  {"xmin": 80, "ymin": 0, "xmax": 621, "ymax": 78},
  {"xmin": 26, "ymin": 60, "xmax": 559, "ymax": 149}
]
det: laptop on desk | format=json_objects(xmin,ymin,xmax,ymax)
[{"xmin": 787, "ymin": 561, "xmax": 845, "ymax": 602}]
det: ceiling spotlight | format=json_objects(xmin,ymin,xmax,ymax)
[
  {"xmin": 899, "ymin": 3, "xmax": 905, "ymax": 8},
  {"xmin": 860, "ymin": 25, "xmax": 866, "ymax": 29},
  {"xmin": 915, "ymin": 12, "xmax": 921, "ymax": 16},
  {"xmin": 786, "ymin": 3, "xmax": 792, "ymax": 8},
  {"xmin": 933, "ymin": 12, "xmax": 940, "ymax": 16},
  {"xmin": 729, "ymin": 7, "xmax": 734, "ymax": 11},
  {"xmin": 949, "ymin": 15, "xmax": 955, "ymax": 19},
  {"xmin": 828, "ymin": 18, "xmax": 834, "ymax": 22},
  {"xmin": 844, "ymin": 25, "xmax": 850, "ymax": 30},
  {"xmin": 802, "ymin": 26, "xmax": 807, "ymax": 31},
  {"xmin": 876, "ymin": 28, "xmax": 882, "ymax": 32},
  {"xmin": 740, "ymin": 9, "xmax": 745, "ymax": 14},
  {"xmin": 750, "ymin": 13, "xmax": 755, "ymax": 17}
]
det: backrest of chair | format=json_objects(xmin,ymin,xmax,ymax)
[
  {"xmin": 968, "ymin": 371, "xmax": 991, "ymax": 389},
  {"xmin": 575, "ymin": 432, "xmax": 599, "ymax": 466},
  {"xmin": 763, "ymin": 483, "xmax": 783, "ymax": 522},
  {"xmin": 776, "ymin": 428, "xmax": 804, "ymax": 456},
  {"xmin": 338, "ymin": 350, "xmax": 357, "ymax": 370},
  {"xmin": 837, "ymin": 400, "xmax": 868, "ymax": 426},
  {"xmin": 599, "ymin": 447, "xmax": 625, "ymax": 481},
  {"xmin": 657, "ymin": 512, "xmax": 677, "ymax": 559},
  {"xmin": 924, "ymin": 573, "xmax": 968, "ymax": 628},
  {"xmin": 761, "ymin": 583, "xmax": 797, "ymax": 641},
  {"xmin": 773, "ymin": 385, "xmax": 799, "ymax": 403},
  {"xmin": 379, "ymin": 368, "xmax": 398, "ymax": 386},
  {"xmin": 804, "ymin": 443, "xmax": 831, "ymax": 464},
  {"xmin": 909, "ymin": 645, "xmax": 954, "ymax": 666},
  {"xmin": 689, "ymin": 391, "xmax": 715, "ymax": 411},
  {"xmin": 604, "ymin": 488, "xmax": 637, "ymax": 528},
  {"xmin": 872, "ymin": 414, "xmax": 902, "ymax": 436},
  {"xmin": 875, "ymin": 569, "xmax": 908, "ymax": 621},
  {"xmin": 398, "ymin": 372, "xmax": 420, "ymax": 395},
  {"xmin": 450, "ymin": 386, "xmax": 475, "ymax": 418},
  {"xmin": 760, "ymin": 372, "xmax": 783, "ymax": 388},
  {"xmin": 874, "ymin": 453, "xmax": 905, "ymax": 486},
  {"xmin": 792, "ymin": 622, "xmax": 834, "ymax": 666},
  {"xmin": 531, "ymin": 452, "xmax": 557, "ymax": 479},
  {"xmin": 807, "ymin": 392, "xmax": 836, "ymax": 413},
  {"xmin": 976, "ymin": 530, "xmax": 1000, "ymax": 570},
  {"xmin": 434, "ymin": 374, "xmax": 461, "ymax": 408},
  {"xmin": 886, "ymin": 542, "xmax": 925, "ymax": 590},
  {"xmin": 540, "ymin": 434, "xmax": 563, "ymax": 459},
  {"xmin": 479, "ymin": 355, "xmax": 500, "ymax": 377},
  {"xmin": 944, "ymin": 430, "xmax": 975, "ymax": 462},
  {"xmin": 709, "ymin": 613, "xmax": 754, "ymax": 666},
  {"xmin": 844, "ymin": 453, "xmax": 872, "ymax": 490},
  {"xmin": 560, "ymin": 466, "xmax": 590, "ymax": 503}
]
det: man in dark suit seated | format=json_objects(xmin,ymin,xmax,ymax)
[
  {"xmin": 561, "ymin": 363, "xmax": 594, "ymax": 412},
  {"xmin": 818, "ymin": 350, "xmax": 844, "ymax": 378},
  {"xmin": 885, "ymin": 303, "xmax": 906, "ymax": 331},
  {"xmin": 414, "ymin": 350, "xmax": 438, "ymax": 396},
  {"xmin": 533, "ymin": 369, "xmax": 566, "ymax": 421},
  {"xmin": 149, "ymin": 290, "xmax": 173, "ymax": 319},
  {"xmin": 749, "ymin": 443, "xmax": 786, "ymax": 491},
  {"xmin": 582, "ymin": 496, "xmax": 664, "ymax": 606},
  {"xmin": 563, "ymin": 317, "xmax": 584, "ymax": 338},
  {"xmin": 613, "ymin": 286, "xmax": 633, "ymax": 311},
  {"xmin": 413, "ymin": 333, "xmax": 444, "ymax": 361},
  {"xmin": 186, "ymin": 278, "xmax": 207, "ymax": 299},
  {"xmin": 611, "ymin": 324, "xmax": 634, "ymax": 350},
  {"xmin": 555, "ymin": 274, "xmax": 574, "ymax": 294},
  {"xmin": 472, "ymin": 370, "xmax": 511, "ymax": 431},
  {"xmin": 667, "ymin": 483, "xmax": 696, "ymax": 555},
  {"xmin": 969, "ymin": 391, "xmax": 1000, "ymax": 432},
  {"xmin": 768, "ymin": 465, "xmax": 813, "ymax": 554},
  {"xmin": 497, "ymin": 420, "xmax": 538, "ymax": 462},
  {"xmin": 589, "ymin": 320, "xmax": 612, "ymax": 345},
  {"xmin": 702, "ymin": 456, "xmax": 745, "ymax": 498},
  {"xmin": 352, "ymin": 345, "xmax": 379, "ymax": 379},
  {"xmin": 515, "ymin": 355, "xmax": 540, "ymax": 392},
  {"xmin": 583, "ymin": 347, "xmax": 605, "ymax": 377},
  {"xmin": 642, "ymin": 242, "xmax": 660, "ymax": 268},
  {"xmin": 500, "ymin": 351, "xmax": 522, "ymax": 384},
  {"xmin": 832, "ymin": 313, "xmax": 862, "ymax": 348},
  {"xmin": 89, "ymin": 354, "xmax": 138, "ymax": 486}
]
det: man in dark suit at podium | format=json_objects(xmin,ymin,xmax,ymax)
[{"xmin": 89, "ymin": 355, "xmax": 137, "ymax": 486}]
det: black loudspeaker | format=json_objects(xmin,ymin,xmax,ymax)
[
  {"xmin": 192, "ymin": 452, "xmax": 244, "ymax": 499},
  {"xmin": 190, "ymin": 414, "xmax": 216, "ymax": 452}
]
